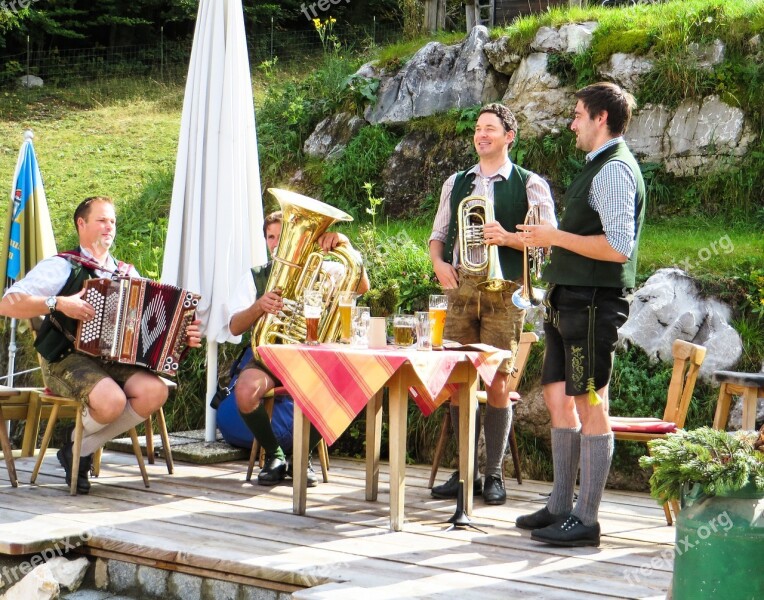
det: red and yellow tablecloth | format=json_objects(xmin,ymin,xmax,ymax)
[{"xmin": 257, "ymin": 342, "xmax": 510, "ymax": 445}]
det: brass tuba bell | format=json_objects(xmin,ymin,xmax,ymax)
[
  {"xmin": 457, "ymin": 195, "xmax": 514, "ymax": 293},
  {"xmin": 511, "ymin": 205, "xmax": 548, "ymax": 309},
  {"xmin": 251, "ymin": 189, "xmax": 364, "ymax": 359}
]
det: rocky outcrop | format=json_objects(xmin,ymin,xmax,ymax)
[
  {"xmin": 618, "ymin": 268, "xmax": 743, "ymax": 377},
  {"xmin": 365, "ymin": 26, "xmax": 505, "ymax": 125},
  {"xmin": 502, "ymin": 52, "xmax": 573, "ymax": 137},
  {"xmin": 303, "ymin": 112, "xmax": 365, "ymax": 160},
  {"xmin": 382, "ymin": 131, "xmax": 474, "ymax": 217}
]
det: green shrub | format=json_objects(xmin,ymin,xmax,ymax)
[{"xmin": 320, "ymin": 126, "xmax": 399, "ymax": 219}]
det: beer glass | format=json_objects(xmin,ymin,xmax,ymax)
[
  {"xmin": 338, "ymin": 291, "xmax": 357, "ymax": 344},
  {"xmin": 393, "ymin": 315, "xmax": 416, "ymax": 348},
  {"xmin": 429, "ymin": 294, "xmax": 448, "ymax": 349},
  {"xmin": 303, "ymin": 290, "xmax": 323, "ymax": 345},
  {"xmin": 415, "ymin": 311, "xmax": 432, "ymax": 351},
  {"xmin": 351, "ymin": 306, "xmax": 371, "ymax": 348}
]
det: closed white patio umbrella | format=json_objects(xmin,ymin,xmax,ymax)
[{"xmin": 162, "ymin": 0, "xmax": 266, "ymax": 441}]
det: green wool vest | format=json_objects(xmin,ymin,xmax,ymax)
[
  {"xmin": 34, "ymin": 259, "xmax": 98, "ymax": 362},
  {"xmin": 542, "ymin": 141, "xmax": 645, "ymax": 288},
  {"xmin": 251, "ymin": 262, "xmax": 273, "ymax": 298},
  {"xmin": 442, "ymin": 166, "xmax": 531, "ymax": 282}
]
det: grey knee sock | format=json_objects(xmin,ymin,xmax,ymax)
[
  {"xmin": 449, "ymin": 402, "xmax": 480, "ymax": 477},
  {"xmin": 572, "ymin": 433, "xmax": 614, "ymax": 526},
  {"xmin": 546, "ymin": 427, "xmax": 581, "ymax": 515},
  {"xmin": 80, "ymin": 402, "xmax": 145, "ymax": 456},
  {"xmin": 484, "ymin": 404, "xmax": 511, "ymax": 478}
]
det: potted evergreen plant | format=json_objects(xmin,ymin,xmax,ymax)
[{"xmin": 640, "ymin": 427, "xmax": 764, "ymax": 600}]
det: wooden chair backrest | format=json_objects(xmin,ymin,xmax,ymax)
[
  {"xmin": 663, "ymin": 339, "xmax": 707, "ymax": 429},
  {"xmin": 507, "ymin": 331, "xmax": 539, "ymax": 394}
]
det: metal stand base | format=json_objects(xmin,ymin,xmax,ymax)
[{"xmin": 442, "ymin": 479, "xmax": 486, "ymax": 533}]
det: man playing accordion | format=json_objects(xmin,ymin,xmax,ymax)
[{"xmin": 0, "ymin": 196, "xmax": 202, "ymax": 494}]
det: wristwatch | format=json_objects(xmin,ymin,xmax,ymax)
[{"xmin": 45, "ymin": 295, "xmax": 57, "ymax": 314}]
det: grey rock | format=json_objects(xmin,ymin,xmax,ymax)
[
  {"xmin": 136, "ymin": 565, "xmax": 168, "ymax": 598},
  {"xmin": 2, "ymin": 564, "xmax": 58, "ymax": 600},
  {"xmin": 60, "ymin": 591, "xmax": 114, "ymax": 599},
  {"xmin": 18, "ymin": 74, "xmax": 43, "ymax": 88},
  {"xmin": 237, "ymin": 587, "xmax": 279, "ymax": 600},
  {"xmin": 107, "ymin": 561, "xmax": 136, "ymax": 594},
  {"xmin": 483, "ymin": 36, "xmax": 522, "ymax": 75},
  {"xmin": 502, "ymin": 52, "xmax": 573, "ymax": 137},
  {"xmin": 531, "ymin": 22, "xmax": 597, "ymax": 53},
  {"xmin": 168, "ymin": 572, "xmax": 202, "ymax": 600},
  {"xmin": 688, "ymin": 39, "xmax": 725, "ymax": 70},
  {"xmin": 599, "ymin": 53, "xmax": 653, "ymax": 89},
  {"xmin": 728, "ymin": 397, "xmax": 764, "ymax": 430},
  {"xmin": 303, "ymin": 112, "xmax": 365, "ymax": 160},
  {"xmin": 625, "ymin": 104, "xmax": 671, "ymax": 162},
  {"xmin": 382, "ymin": 130, "xmax": 474, "ymax": 217},
  {"xmin": 366, "ymin": 26, "xmax": 497, "ymax": 124},
  {"xmin": 47, "ymin": 556, "xmax": 89, "ymax": 592},
  {"xmin": 201, "ymin": 578, "xmax": 238, "ymax": 600},
  {"xmin": 618, "ymin": 268, "xmax": 743, "ymax": 378}
]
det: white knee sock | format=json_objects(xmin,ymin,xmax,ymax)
[
  {"xmin": 80, "ymin": 402, "xmax": 145, "ymax": 456},
  {"xmin": 80, "ymin": 407, "xmax": 109, "ymax": 438}
]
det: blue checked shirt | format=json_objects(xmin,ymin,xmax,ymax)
[{"xmin": 586, "ymin": 137, "xmax": 638, "ymax": 258}]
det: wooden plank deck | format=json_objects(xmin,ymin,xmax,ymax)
[{"xmin": 0, "ymin": 450, "xmax": 673, "ymax": 599}]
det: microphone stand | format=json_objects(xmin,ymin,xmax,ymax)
[{"xmin": 443, "ymin": 479, "xmax": 486, "ymax": 533}]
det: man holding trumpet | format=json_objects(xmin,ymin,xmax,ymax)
[
  {"xmin": 515, "ymin": 82, "xmax": 646, "ymax": 547},
  {"xmin": 428, "ymin": 103, "xmax": 556, "ymax": 505}
]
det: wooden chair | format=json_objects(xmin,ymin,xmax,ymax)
[
  {"xmin": 711, "ymin": 370, "xmax": 764, "ymax": 431},
  {"xmin": 0, "ymin": 387, "xmax": 46, "ymax": 487},
  {"xmin": 428, "ymin": 331, "xmax": 539, "ymax": 488},
  {"xmin": 29, "ymin": 381, "xmax": 175, "ymax": 495},
  {"xmin": 245, "ymin": 387, "xmax": 330, "ymax": 483},
  {"xmin": 610, "ymin": 339, "xmax": 707, "ymax": 525}
]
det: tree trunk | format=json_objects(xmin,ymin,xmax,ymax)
[{"xmin": 424, "ymin": 0, "xmax": 446, "ymax": 32}]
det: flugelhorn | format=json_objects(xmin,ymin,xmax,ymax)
[
  {"xmin": 512, "ymin": 205, "xmax": 547, "ymax": 309},
  {"xmin": 457, "ymin": 195, "xmax": 514, "ymax": 293}
]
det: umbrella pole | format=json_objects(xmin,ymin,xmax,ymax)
[
  {"xmin": 205, "ymin": 341, "xmax": 218, "ymax": 442},
  {"xmin": 6, "ymin": 317, "xmax": 17, "ymax": 388}
]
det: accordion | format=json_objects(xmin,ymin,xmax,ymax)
[{"xmin": 75, "ymin": 278, "xmax": 200, "ymax": 376}]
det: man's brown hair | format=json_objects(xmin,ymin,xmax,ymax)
[
  {"xmin": 263, "ymin": 210, "xmax": 283, "ymax": 235},
  {"xmin": 73, "ymin": 196, "xmax": 114, "ymax": 230},
  {"xmin": 575, "ymin": 82, "xmax": 636, "ymax": 136}
]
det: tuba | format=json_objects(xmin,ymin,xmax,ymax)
[
  {"xmin": 457, "ymin": 195, "xmax": 514, "ymax": 293},
  {"xmin": 511, "ymin": 205, "xmax": 548, "ymax": 309},
  {"xmin": 251, "ymin": 189, "xmax": 364, "ymax": 359}
]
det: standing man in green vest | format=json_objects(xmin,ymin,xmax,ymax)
[
  {"xmin": 429, "ymin": 103, "xmax": 556, "ymax": 505},
  {"xmin": 515, "ymin": 82, "xmax": 646, "ymax": 546}
]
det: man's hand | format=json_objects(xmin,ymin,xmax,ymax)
[
  {"xmin": 432, "ymin": 258, "xmax": 459, "ymax": 289},
  {"xmin": 255, "ymin": 289, "xmax": 284, "ymax": 315},
  {"xmin": 483, "ymin": 221, "xmax": 512, "ymax": 247},
  {"xmin": 57, "ymin": 288, "xmax": 96, "ymax": 322},
  {"xmin": 317, "ymin": 232, "xmax": 348, "ymax": 252},
  {"xmin": 186, "ymin": 320, "xmax": 203, "ymax": 348},
  {"xmin": 517, "ymin": 220, "xmax": 557, "ymax": 248}
]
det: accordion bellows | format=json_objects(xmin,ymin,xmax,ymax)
[{"xmin": 76, "ymin": 278, "xmax": 200, "ymax": 376}]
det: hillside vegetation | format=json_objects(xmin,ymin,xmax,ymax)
[{"xmin": 0, "ymin": 0, "xmax": 762, "ymax": 481}]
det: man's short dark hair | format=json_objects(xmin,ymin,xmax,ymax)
[
  {"xmin": 478, "ymin": 103, "xmax": 518, "ymax": 138},
  {"xmin": 73, "ymin": 196, "xmax": 114, "ymax": 230},
  {"xmin": 575, "ymin": 82, "xmax": 636, "ymax": 136},
  {"xmin": 263, "ymin": 211, "xmax": 283, "ymax": 235}
]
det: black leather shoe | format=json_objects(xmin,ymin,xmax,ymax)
[
  {"xmin": 287, "ymin": 455, "xmax": 319, "ymax": 488},
  {"xmin": 530, "ymin": 515, "xmax": 601, "ymax": 547},
  {"xmin": 56, "ymin": 441, "xmax": 92, "ymax": 494},
  {"xmin": 257, "ymin": 454, "xmax": 287, "ymax": 486},
  {"xmin": 431, "ymin": 470, "xmax": 482, "ymax": 499},
  {"xmin": 482, "ymin": 474, "xmax": 506, "ymax": 505},
  {"xmin": 516, "ymin": 506, "xmax": 568, "ymax": 530}
]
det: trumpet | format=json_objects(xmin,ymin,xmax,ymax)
[{"xmin": 512, "ymin": 205, "xmax": 548, "ymax": 309}]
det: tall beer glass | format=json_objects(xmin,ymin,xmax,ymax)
[
  {"xmin": 303, "ymin": 290, "xmax": 323, "ymax": 345},
  {"xmin": 338, "ymin": 291, "xmax": 357, "ymax": 344},
  {"xmin": 429, "ymin": 294, "xmax": 448, "ymax": 349}
]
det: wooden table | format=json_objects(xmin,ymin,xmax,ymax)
[{"xmin": 258, "ymin": 343, "xmax": 510, "ymax": 531}]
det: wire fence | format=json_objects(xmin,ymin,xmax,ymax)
[{"xmin": 0, "ymin": 21, "xmax": 401, "ymax": 88}]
